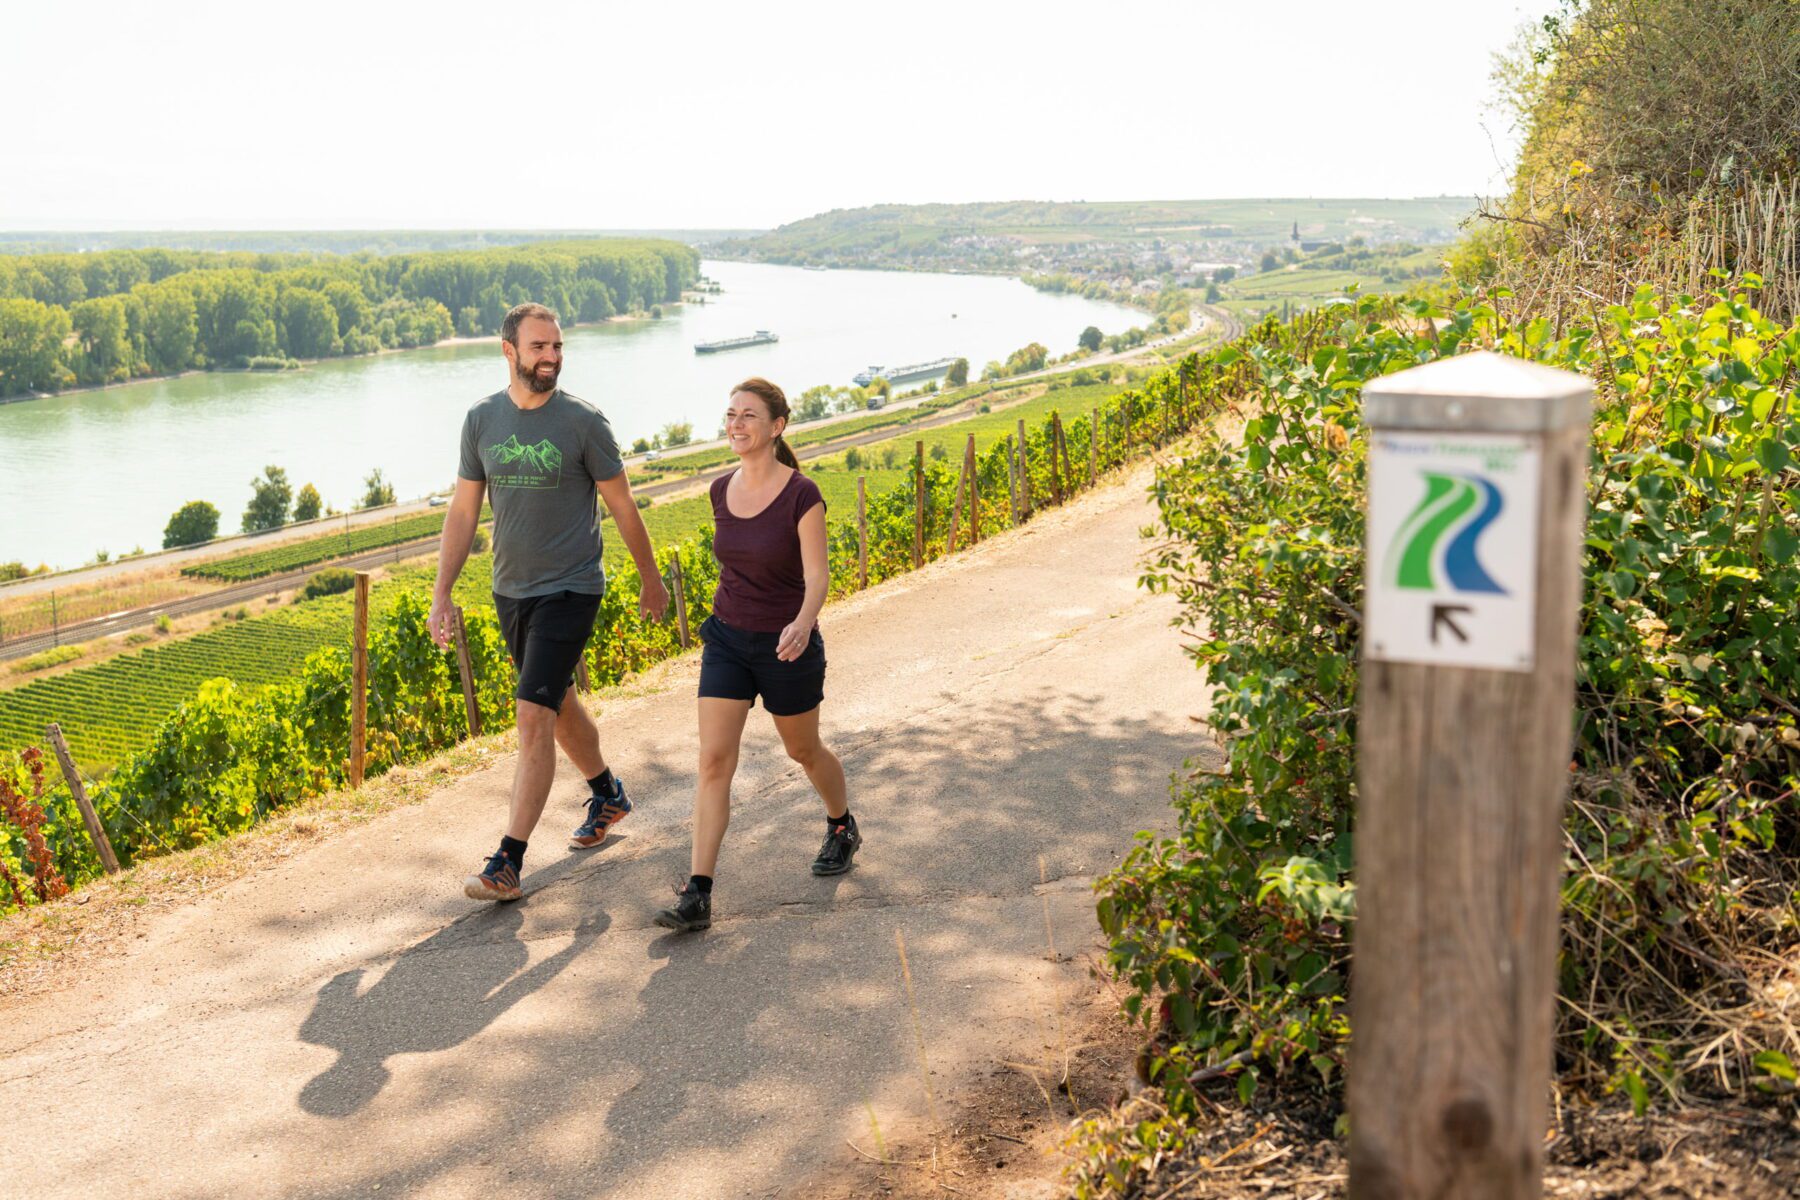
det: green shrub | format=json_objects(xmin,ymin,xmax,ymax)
[
  {"xmin": 300, "ymin": 569, "xmax": 357, "ymax": 601},
  {"xmin": 1103, "ymin": 284, "xmax": 1800, "ymax": 1118},
  {"xmin": 10, "ymin": 645, "xmax": 83, "ymax": 674}
]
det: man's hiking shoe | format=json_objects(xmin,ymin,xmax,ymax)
[
  {"xmin": 653, "ymin": 884, "xmax": 712, "ymax": 933},
  {"xmin": 812, "ymin": 818, "xmax": 862, "ymax": 876},
  {"xmin": 570, "ymin": 779, "xmax": 632, "ymax": 849},
  {"xmin": 463, "ymin": 849, "xmax": 522, "ymax": 902}
]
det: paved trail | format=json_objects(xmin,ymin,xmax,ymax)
[{"xmin": 0, "ymin": 466, "xmax": 1215, "ymax": 1200}]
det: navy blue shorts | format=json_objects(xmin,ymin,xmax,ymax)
[
  {"xmin": 697, "ymin": 613, "xmax": 826, "ymax": 716},
  {"xmin": 493, "ymin": 590, "xmax": 602, "ymax": 712}
]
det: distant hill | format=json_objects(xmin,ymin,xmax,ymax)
[{"xmin": 704, "ymin": 198, "xmax": 1475, "ymax": 266}]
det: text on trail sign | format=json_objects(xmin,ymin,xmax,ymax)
[{"xmin": 1366, "ymin": 432, "xmax": 1541, "ymax": 672}]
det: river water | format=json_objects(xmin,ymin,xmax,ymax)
[{"xmin": 0, "ymin": 260, "xmax": 1143, "ymax": 569}]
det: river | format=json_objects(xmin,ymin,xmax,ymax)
[{"xmin": 0, "ymin": 260, "xmax": 1145, "ymax": 570}]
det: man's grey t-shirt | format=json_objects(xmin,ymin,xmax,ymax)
[{"xmin": 458, "ymin": 389, "xmax": 623, "ymax": 599}]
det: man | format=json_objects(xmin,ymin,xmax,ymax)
[{"xmin": 429, "ymin": 302, "xmax": 668, "ymax": 902}]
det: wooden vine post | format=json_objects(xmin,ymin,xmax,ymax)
[
  {"xmin": 451, "ymin": 604, "xmax": 481, "ymax": 737},
  {"xmin": 669, "ymin": 555, "xmax": 692, "ymax": 649},
  {"xmin": 856, "ymin": 475, "xmax": 869, "ymax": 589},
  {"xmin": 44, "ymin": 723, "xmax": 119, "ymax": 873},
  {"xmin": 1049, "ymin": 413, "xmax": 1065, "ymax": 505},
  {"xmin": 1016, "ymin": 418, "xmax": 1033, "ymax": 517},
  {"xmin": 965, "ymin": 434, "xmax": 979, "ymax": 544},
  {"xmin": 913, "ymin": 440, "xmax": 925, "ymax": 568},
  {"xmin": 1003, "ymin": 435, "xmax": 1021, "ymax": 523},
  {"xmin": 946, "ymin": 441, "xmax": 970, "ymax": 553},
  {"xmin": 1089, "ymin": 408, "xmax": 1099, "ymax": 486},
  {"xmin": 1051, "ymin": 413, "xmax": 1065, "ymax": 489},
  {"xmin": 1348, "ymin": 352, "xmax": 1591, "ymax": 1200},
  {"xmin": 350, "ymin": 571, "xmax": 369, "ymax": 789}
]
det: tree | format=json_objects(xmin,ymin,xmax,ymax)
[
  {"xmin": 630, "ymin": 437, "xmax": 651, "ymax": 454},
  {"xmin": 1213, "ymin": 266, "xmax": 1237, "ymax": 284},
  {"xmin": 661, "ymin": 421, "xmax": 693, "ymax": 447},
  {"xmin": 242, "ymin": 465, "xmax": 293, "ymax": 532},
  {"xmin": 844, "ymin": 447, "xmax": 864, "ymax": 469},
  {"xmin": 138, "ymin": 281, "xmax": 198, "ymax": 372},
  {"xmin": 0, "ymin": 297, "xmax": 72, "ymax": 395},
  {"xmin": 360, "ymin": 468, "xmax": 396, "ymax": 509},
  {"xmin": 1078, "ymin": 325, "xmax": 1104, "ymax": 353},
  {"xmin": 321, "ymin": 280, "xmax": 371, "ymax": 339},
  {"xmin": 794, "ymin": 385, "xmax": 834, "ymax": 422},
  {"xmin": 293, "ymin": 483, "xmax": 322, "ymax": 522},
  {"xmin": 1004, "ymin": 341, "xmax": 1049, "ymax": 376},
  {"xmin": 71, "ymin": 296, "xmax": 132, "ymax": 384},
  {"xmin": 867, "ymin": 376, "xmax": 891, "ymax": 400},
  {"xmin": 163, "ymin": 499, "xmax": 220, "ymax": 548},
  {"xmin": 945, "ymin": 357, "xmax": 969, "ymax": 388},
  {"xmin": 1260, "ymin": 251, "xmax": 1280, "ymax": 272},
  {"xmin": 1205, "ymin": 282, "xmax": 1223, "ymax": 303},
  {"xmin": 279, "ymin": 287, "xmax": 342, "ymax": 359}
]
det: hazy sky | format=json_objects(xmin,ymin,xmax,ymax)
[{"xmin": 1, "ymin": 0, "xmax": 1557, "ymax": 231}]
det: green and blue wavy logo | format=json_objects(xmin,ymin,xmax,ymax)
[{"xmin": 1388, "ymin": 471, "xmax": 1507, "ymax": 594}]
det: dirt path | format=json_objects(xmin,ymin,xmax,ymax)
[{"xmin": 0, "ymin": 462, "xmax": 1214, "ymax": 1199}]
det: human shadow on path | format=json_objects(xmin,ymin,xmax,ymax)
[{"xmin": 297, "ymin": 903, "xmax": 608, "ymax": 1117}]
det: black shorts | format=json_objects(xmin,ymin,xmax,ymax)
[
  {"xmin": 493, "ymin": 590, "xmax": 603, "ymax": 712},
  {"xmin": 697, "ymin": 613, "xmax": 826, "ymax": 717}
]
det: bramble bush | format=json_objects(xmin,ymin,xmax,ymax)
[{"xmin": 1095, "ymin": 281, "xmax": 1799, "ymax": 1140}]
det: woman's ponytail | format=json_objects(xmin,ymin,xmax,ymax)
[{"xmin": 731, "ymin": 376, "xmax": 802, "ymax": 471}]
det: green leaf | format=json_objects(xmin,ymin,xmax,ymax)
[
  {"xmin": 1237, "ymin": 1066, "xmax": 1258, "ymax": 1105},
  {"xmin": 1756, "ymin": 437, "xmax": 1791, "ymax": 473},
  {"xmin": 1765, "ymin": 526, "xmax": 1800, "ymax": 565},
  {"xmin": 1621, "ymin": 1069, "xmax": 1650, "ymax": 1116},
  {"xmin": 1754, "ymin": 1050, "xmax": 1797, "ymax": 1083}
]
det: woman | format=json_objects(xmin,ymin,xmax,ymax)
[{"xmin": 655, "ymin": 377, "xmax": 858, "ymax": 932}]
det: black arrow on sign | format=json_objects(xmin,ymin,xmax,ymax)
[{"xmin": 1430, "ymin": 603, "xmax": 1472, "ymax": 645}]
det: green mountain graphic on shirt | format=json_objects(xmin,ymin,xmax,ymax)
[{"xmin": 487, "ymin": 435, "xmax": 563, "ymax": 489}]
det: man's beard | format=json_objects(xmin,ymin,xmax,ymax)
[{"xmin": 517, "ymin": 358, "xmax": 559, "ymax": 394}]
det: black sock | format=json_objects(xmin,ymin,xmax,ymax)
[
  {"xmin": 499, "ymin": 835, "xmax": 527, "ymax": 868},
  {"xmin": 588, "ymin": 769, "xmax": 615, "ymax": 796},
  {"xmin": 688, "ymin": 874, "xmax": 713, "ymax": 894},
  {"xmin": 828, "ymin": 810, "xmax": 854, "ymax": 830}
]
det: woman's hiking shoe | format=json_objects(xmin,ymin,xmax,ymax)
[
  {"xmin": 463, "ymin": 849, "xmax": 523, "ymax": 902},
  {"xmin": 570, "ymin": 779, "xmax": 632, "ymax": 849},
  {"xmin": 812, "ymin": 817, "xmax": 862, "ymax": 876},
  {"xmin": 653, "ymin": 883, "xmax": 712, "ymax": 932}
]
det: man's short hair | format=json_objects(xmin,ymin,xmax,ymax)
[{"xmin": 501, "ymin": 303, "xmax": 561, "ymax": 345}]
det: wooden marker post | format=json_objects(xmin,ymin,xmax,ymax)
[
  {"xmin": 913, "ymin": 440, "xmax": 925, "ymax": 568},
  {"xmin": 1348, "ymin": 351, "xmax": 1591, "ymax": 1200},
  {"xmin": 1016, "ymin": 419, "xmax": 1033, "ymax": 517},
  {"xmin": 451, "ymin": 604, "xmax": 481, "ymax": 737},
  {"xmin": 44, "ymin": 723, "xmax": 119, "ymax": 874},
  {"xmin": 350, "ymin": 571, "xmax": 370, "ymax": 788},
  {"xmin": 856, "ymin": 475, "xmax": 869, "ymax": 589}
]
